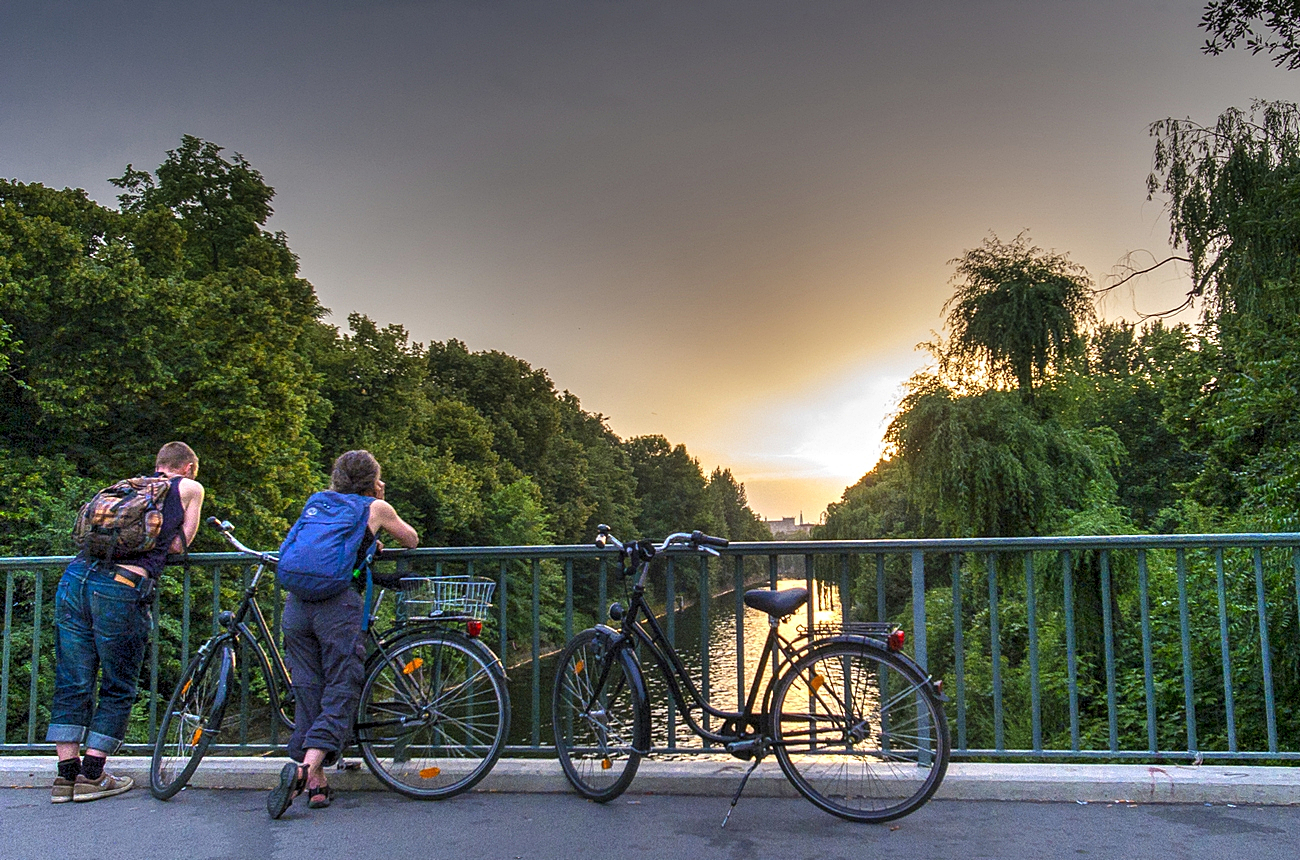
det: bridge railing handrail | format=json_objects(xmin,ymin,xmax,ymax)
[{"xmin": 4, "ymin": 532, "xmax": 1300, "ymax": 760}]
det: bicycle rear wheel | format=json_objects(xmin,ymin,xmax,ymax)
[
  {"xmin": 552, "ymin": 628, "xmax": 646, "ymax": 802},
  {"xmin": 356, "ymin": 631, "xmax": 509, "ymax": 800},
  {"xmin": 150, "ymin": 642, "xmax": 233, "ymax": 800},
  {"xmin": 771, "ymin": 640, "xmax": 949, "ymax": 823}
]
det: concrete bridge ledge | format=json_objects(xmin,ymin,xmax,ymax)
[{"xmin": 2, "ymin": 757, "xmax": 1298, "ymax": 805}]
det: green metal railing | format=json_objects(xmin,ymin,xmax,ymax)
[{"xmin": 3, "ymin": 533, "xmax": 1299, "ymax": 760}]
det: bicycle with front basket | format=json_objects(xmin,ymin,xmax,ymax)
[
  {"xmin": 149, "ymin": 517, "xmax": 510, "ymax": 801},
  {"xmin": 552, "ymin": 526, "xmax": 949, "ymax": 824}
]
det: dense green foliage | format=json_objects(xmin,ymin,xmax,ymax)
[
  {"xmin": 0, "ymin": 136, "xmax": 765, "ymax": 558},
  {"xmin": 0, "ymin": 138, "xmax": 769, "ymax": 740},
  {"xmin": 815, "ymin": 101, "xmax": 1300, "ymax": 755}
]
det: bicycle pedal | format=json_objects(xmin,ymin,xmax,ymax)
[{"xmin": 336, "ymin": 760, "xmax": 362, "ymax": 771}]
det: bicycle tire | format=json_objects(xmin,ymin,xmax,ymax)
[
  {"xmin": 356, "ymin": 631, "xmax": 509, "ymax": 800},
  {"xmin": 771, "ymin": 640, "xmax": 949, "ymax": 823},
  {"xmin": 150, "ymin": 642, "xmax": 234, "ymax": 800},
  {"xmin": 552, "ymin": 628, "xmax": 647, "ymax": 802}
]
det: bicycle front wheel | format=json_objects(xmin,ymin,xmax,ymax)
[
  {"xmin": 552, "ymin": 628, "xmax": 646, "ymax": 802},
  {"xmin": 150, "ymin": 642, "xmax": 233, "ymax": 800},
  {"xmin": 772, "ymin": 641, "xmax": 949, "ymax": 823},
  {"xmin": 356, "ymin": 631, "xmax": 509, "ymax": 800}
]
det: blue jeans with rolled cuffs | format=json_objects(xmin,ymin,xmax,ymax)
[{"xmin": 45, "ymin": 558, "xmax": 152, "ymax": 754}]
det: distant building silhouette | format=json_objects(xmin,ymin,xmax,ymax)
[{"xmin": 763, "ymin": 513, "xmax": 814, "ymax": 537}]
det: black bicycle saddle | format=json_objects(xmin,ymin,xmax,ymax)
[{"xmin": 742, "ymin": 587, "xmax": 809, "ymax": 618}]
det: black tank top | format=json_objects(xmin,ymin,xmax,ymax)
[{"xmin": 121, "ymin": 475, "xmax": 186, "ymax": 578}]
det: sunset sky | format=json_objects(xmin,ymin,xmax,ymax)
[{"xmin": 2, "ymin": 1, "xmax": 1294, "ymax": 520}]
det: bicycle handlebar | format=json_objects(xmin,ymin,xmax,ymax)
[
  {"xmin": 594, "ymin": 525, "xmax": 729, "ymax": 557},
  {"xmin": 206, "ymin": 516, "xmax": 279, "ymax": 566}
]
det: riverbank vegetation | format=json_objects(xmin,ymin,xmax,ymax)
[{"xmin": 815, "ymin": 99, "xmax": 1300, "ymax": 756}]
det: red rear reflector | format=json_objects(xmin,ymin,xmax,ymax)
[
  {"xmin": 888, "ymin": 629, "xmax": 905, "ymax": 651},
  {"xmin": 466, "ymin": 619, "xmax": 483, "ymax": 638}
]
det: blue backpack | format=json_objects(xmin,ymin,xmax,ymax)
[{"xmin": 276, "ymin": 491, "xmax": 374, "ymax": 601}]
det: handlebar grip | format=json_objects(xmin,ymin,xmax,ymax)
[
  {"xmin": 206, "ymin": 516, "xmax": 222, "ymax": 528},
  {"xmin": 692, "ymin": 530, "xmax": 729, "ymax": 548}
]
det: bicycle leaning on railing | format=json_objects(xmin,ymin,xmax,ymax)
[
  {"xmin": 149, "ymin": 517, "xmax": 510, "ymax": 801},
  {"xmin": 552, "ymin": 526, "xmax": 950, "ymax": 824}
]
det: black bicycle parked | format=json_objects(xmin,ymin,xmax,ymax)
[
  {"xmin": 552, "ymin": 526, "xmax": 950, "ymax": 824},
  {"xmin": 149, "ymin": 517, "xmax": 510, "ymax": 801}
]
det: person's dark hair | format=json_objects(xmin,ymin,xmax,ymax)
[
  {"xmin": 156, "ymin": 441, "xmax": 198, "ymax": 472},
  {"xmin": 330, "ymin": 450, "xmax": 381, "ymax": 496}
]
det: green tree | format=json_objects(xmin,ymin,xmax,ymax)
[
  {"xmin": 623, "ymin": 435, "xmax": 712, "ymax": 538},
  {"xmin": 704, "ymin": 467, "xmax": 770, "ymax": 541},
  {"xmin": 1045, "ymin": 321, "xmax": 1202, "ymax": 530},
  {"xmin": 940, "ymin": 233, "xmax": 1096, "ymax": 404},
  {"xmin": 112, "ymin": 134, "xmax": 277, "ymax": 276},
  {"xmin": 1202, "ymin": 0, "xmax": 1300, "ymax": 69},
  {"xmin": 1148, "ymin": 100, "xmax": 1300, "ymax": 527}
]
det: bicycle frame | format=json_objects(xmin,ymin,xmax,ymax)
[{"xmin": 606, "ymin": 553, "xmax": 805, "ymax": 748}]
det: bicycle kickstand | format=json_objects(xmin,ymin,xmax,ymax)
[{"xmin": 721, "ymin": 757, "xmax": 762, "ymax": 829}]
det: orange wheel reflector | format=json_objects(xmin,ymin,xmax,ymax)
[
  {"xmin": 418, "ymin": 766, "xmax": 441, "ymax": 779},
  {"xmin": 573, "ymin": 660, "xmax": 584, "ymax": 674},
  {"xmin": 809, "ymin": 674, "xmax": 825, "ymax": 693},
  {"xmin": 191, "ymin": 728, "xmax": 203, "ymax": 745},
  {"xmin": 402, "ymin": 657, "xmax": 424, "ymax": 675},
  {"xmin": 181, "ymin": 680, "xmax": 192, "ymax": 696},
  {"xmin": 601, "ymin": 758, "xmax": 612, "ymax": 770}
]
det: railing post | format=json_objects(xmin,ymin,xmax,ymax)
[
  {"xmin": 0, "ymin": 571, "xmax": 13, "ymax": 747},
  {"xmin": 666, "ymin": 556, "xmax": 676, "ymax": 749},
  {"xmin": 911, "ymin": 550, "xmax": 927, "ymax": 672},
  {"xmin": 1176, "ymin": 549, "xmax": 1197, "ymax": 753},
  {"xmin": 987, "ymin": 553, "xmax": 1004, "ymax": 751},
  {"xmin": 530, "ymin": 558, "xmax": 541, "ymax": 749},
  {"xmin": 1025, "ymin": 553, "xmax": 1041, "ymax": 752},
  {"xmin": 700, "ymin": 554, "xmax": 710, "ymax": 741},
  {"xmin": 735, "ymin": 554, "xmax": 746, "ymax": 710},
  {"xmin": 498, "ymin": 560, "xmax": 508, "ymax": 670},
  {"xmin": 951, "ymin": 553, "xmax": 966, "ymax": 752},
  {"xmin": 1215, "ymin": 548, "xmax": 1237, "ymax": 752},
  {"xmin": 1254, "ymin": 548, "xmax": 1278, "ymax": 753},
  {"xmin": 27, "ymin": 569, "xmax": 42, "ymax": 746},
  {"xmin": 1063, "ymin": 550, "xmax": 1079, "ymax": 752},
  {"xmin": 1100, "ymin": 550, "xmax": 1118, "ymax": 753},
  {"xmin": 1138, "ymin": 549, "xmax": 1157, "ymax": 753}
]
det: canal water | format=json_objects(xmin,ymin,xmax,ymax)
[{"xmin": 506, "ymin": 577, "xmax": 845, "ymax": 751}]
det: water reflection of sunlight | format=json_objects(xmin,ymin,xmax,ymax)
[
  {"xmin": 648, "ymin": 578, "xmax": 843, "ymax": 754},
  {"xmin": 513, "ymin": 574, "xmax": 849, "ymax": 753}
]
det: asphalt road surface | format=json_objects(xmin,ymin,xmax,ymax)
[{"xmin": 2, "ymin": 788, "xmax": 1297, "ymax": 860}]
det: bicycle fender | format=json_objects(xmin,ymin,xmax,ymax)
[
  {"xmin": 367, "ymin": 625, "xmax": 509, "ymax": 680},
  {"xmin": 588, "ymin": 624, "xmax": 651, "ymax": 754},
  {"xmin": 806, "ymin": 635, "xmax": 947, "ymax": 700}
]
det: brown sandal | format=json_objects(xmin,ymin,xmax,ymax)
[
  {"xmin": 267, "ymin": 763, "xmax": 308, "ymax": 819},
  {"xmin": 308, "ymin": 783, "xmax": 334, "ymax": 809}
]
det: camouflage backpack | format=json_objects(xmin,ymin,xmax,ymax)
[{"xmin": 72, "ymin": 475, "xmax": 173, "ymax": 561}]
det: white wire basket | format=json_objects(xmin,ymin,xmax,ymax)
[{"xmin": 399, "ymin": 575, "xmax": 496, "ymax": 621}]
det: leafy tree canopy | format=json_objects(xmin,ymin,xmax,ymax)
[
  {"xmin": 1202, "ymin": 0, "xmax": 1300, "ymax": 69},
  {"xmin": 0, "ymin": 137, "xmax": 764, "ymax": 555},
  {"xmin": 938, "ymin": 233, "xmax": 1095, "ymax": 403}
]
